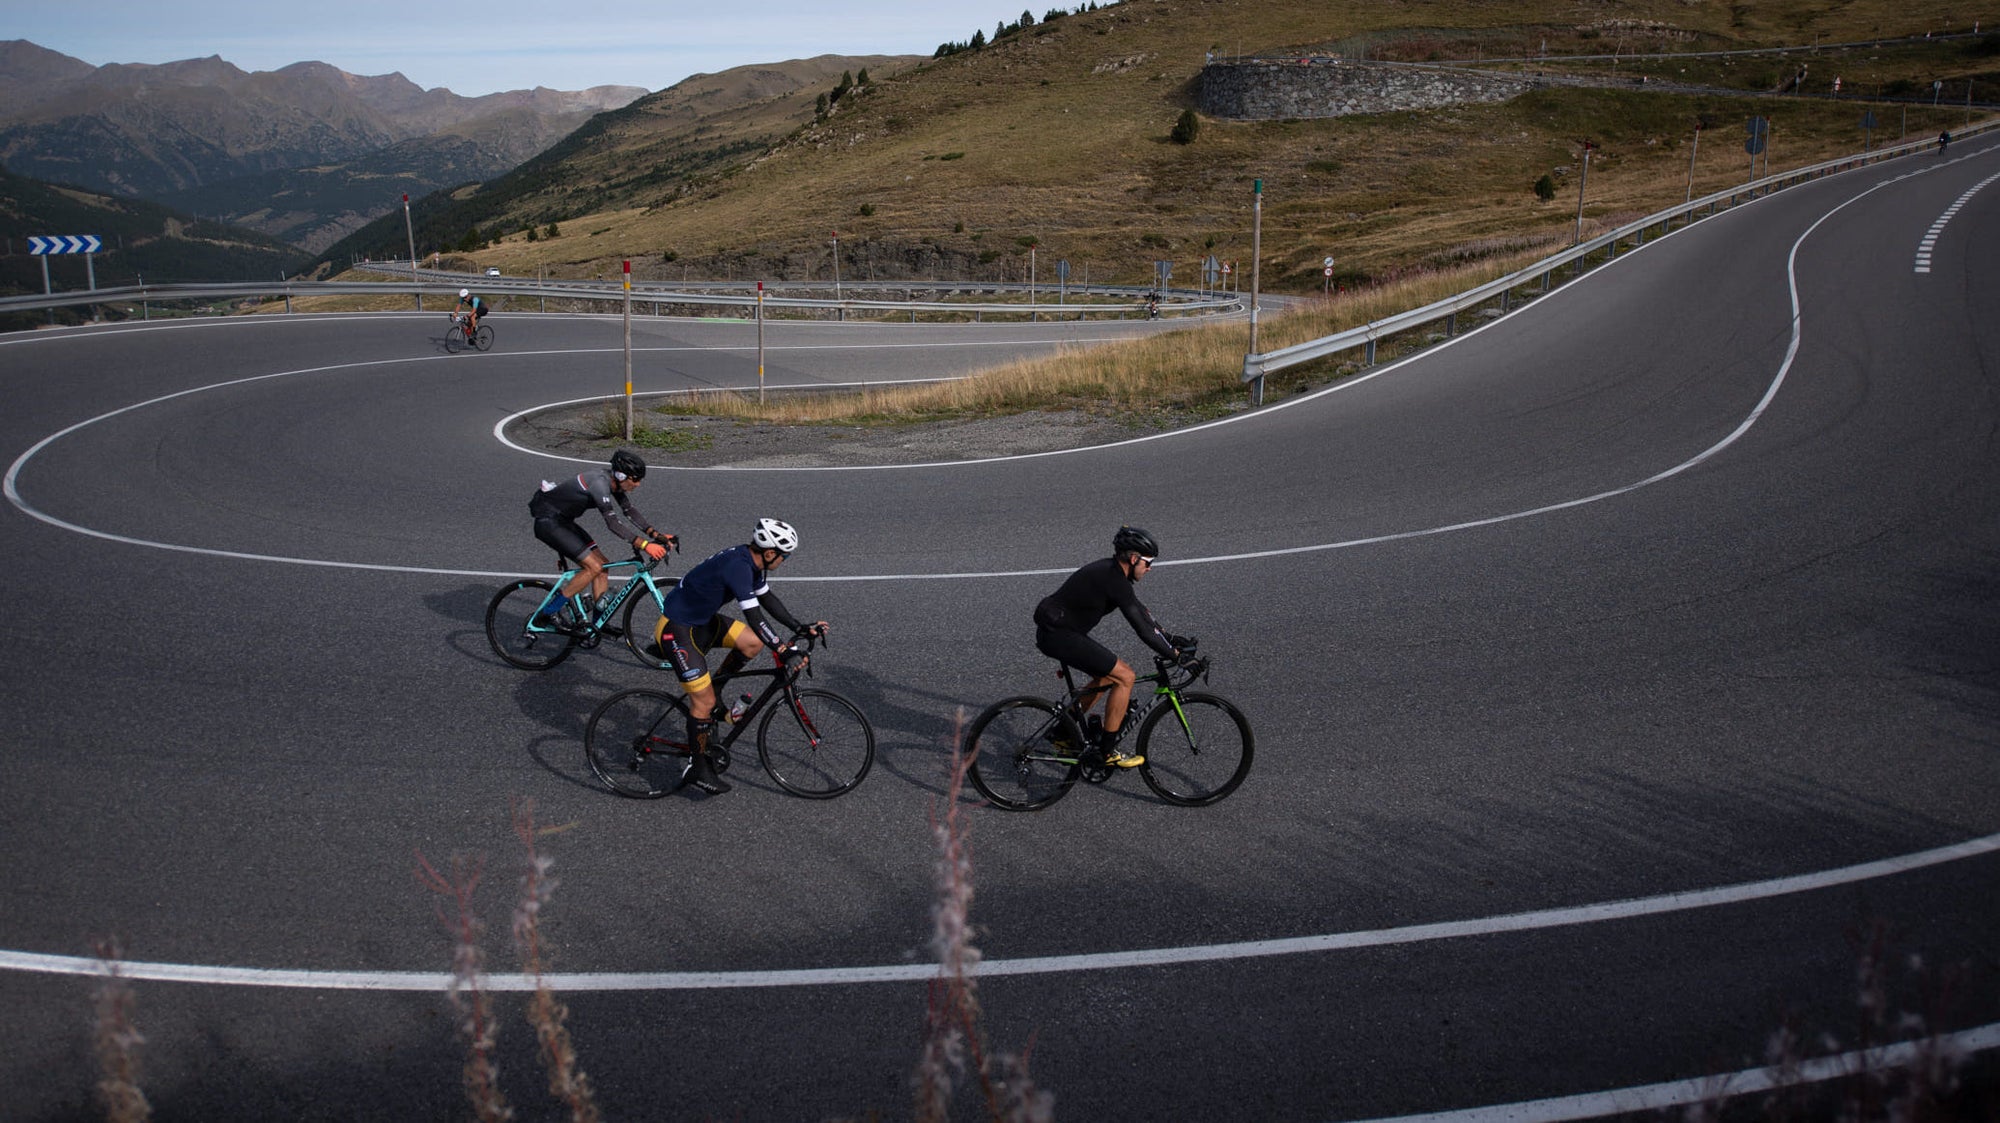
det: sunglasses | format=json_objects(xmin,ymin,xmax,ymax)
[{"xmin": 1137, "ymin": 556, "xmax": 1156, "ymax": 568}]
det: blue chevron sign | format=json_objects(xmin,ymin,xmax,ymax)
[{"xmin": 28, "ymin": 235, "xmax": 103, "ymax": 255}]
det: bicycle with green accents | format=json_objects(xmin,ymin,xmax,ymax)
[
  {"xmin": 484, "ymin": 549, "xmax": 679, "ymax": 671},
  {"xmin": 966, "ymin": 648, "xmax": 1253, "ymax": 810}
]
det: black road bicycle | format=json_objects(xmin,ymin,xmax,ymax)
[
  {"xmin": 445, "ymin": 312, "xmax": 493, "ymax": 353},
  {"xmin": 584, "ymin": 631, "xmax": 874, "ymax": 799},
  {"xmin": 966, "ymin": 650, "xmax": 1252, "ymax": 810}
]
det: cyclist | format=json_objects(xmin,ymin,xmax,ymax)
[
  {"xmin": 655, "ymin": 518, "xmax": 828, "ymax": 795},
  {"xmin": 456, "ymin": 288, "xmax": 487, "ymax": 336},
  {"xmin": 527, "ymin": 448, "xmax": 677, "ymax": 634},
  {"xmin": 1033, "ymin": 525, "xmax": 1195, "ymax": 768}
]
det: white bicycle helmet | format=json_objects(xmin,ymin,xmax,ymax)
[
  {"xmin": 752, "ymin": 517, "xmax": 799, "ymax": 554},
  {"xmin": 459, "ymin": 288, "xmax": 470, "ymax": 298}
]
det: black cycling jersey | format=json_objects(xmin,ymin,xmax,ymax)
[
  {"xmin": 1034, "ymin": 556, "xmax": 1177, "ymax": 660},
  {"xmin": 527, "ymin": 468, "xmax": 655, "ymax": 555}
]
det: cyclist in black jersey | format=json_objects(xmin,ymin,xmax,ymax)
[
  {"xmin": 1033, "ymin": 526, "xmax": 1196, "ymax": 767},
  {"xmin": 526, "ymin": 449, "xmax": 677, "ymax": 633},
  {"xmin": 653, "ymin": 517, "xmax": 828, "ymax": 794}
]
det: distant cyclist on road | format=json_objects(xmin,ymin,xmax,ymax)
[
  {"xmin": 1033, "ymin": 526, "xmax": 1196, "ymax": 768},
  {"xmin": 527, "ymin": 449, "xmax": 677, "ymax": 634},
  {"xmin": 655, "ymin": 518, "xmax": 828, "ymax": 795},
  {"xmin": 456, "ymin": 288, "xmax": 487, "ymax": 334}
]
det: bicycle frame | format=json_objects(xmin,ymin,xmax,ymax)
[
  {"xmin": 1055, "ymin": 657, "xmax": 1206, "ymax": 744},
  {"xmin": 519, "ymin": 554, "xmax": 671, "ymax": 639},
  {"xmin": 709, "ymin": 632, "xmax": 828, "ymax": 748}
]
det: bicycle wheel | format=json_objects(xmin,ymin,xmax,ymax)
[
  {"xmin": 757, "ymin": 688, "xmax": 874, "ymax": 798},
  {"xmin": 473, "ymin": 323, "xmax": 494, "ymax": 351},
  {"xmin": 444, "ymin": 320, "xmax": 465, "ymax": 353},
  {"xmin": 621, "ymin": 579, "xmax": 677, "ymax": 668},
  {"xmin": 584, "ymin": 689, "xmax": 690, "ymax": 798},
  {"xmin": 1136, "ymin": 692, "xmax": 1253, "ymax": 806},
  {"xmin": 965, "ymin": 697, "xmax": 1082, "ymax": 811},
  {"xmin": 484, "ymin": 579, "xmax": 578, "ymax": 670}
]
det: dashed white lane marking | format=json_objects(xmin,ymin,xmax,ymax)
[
  {"xmin": 5, "ymin": 829, "xmax": 1996, "ymax": 991},
  {"xmin": 1913, "ymin": 168, "xmax": 2000, "ymax": 273}
]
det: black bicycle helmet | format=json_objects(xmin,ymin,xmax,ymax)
[
  {"xmin": 1112, "ymin": 525, "xmax": 1158, "ymax": 558},
  {"xmin": 610, "ymin": 448, "xmax": 647, "ymax": 481}
]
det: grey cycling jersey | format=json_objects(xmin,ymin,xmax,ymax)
[{"xmin": 528, "ymin": 468, "xmax": 651, "ymax": 545}]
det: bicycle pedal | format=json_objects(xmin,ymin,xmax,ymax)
[{"xmin": 1080, "ymin": 763, "xmax": 1115, "ymax": 784}]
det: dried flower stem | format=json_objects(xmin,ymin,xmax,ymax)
[
  {"xmin": 416, "ymin": 850, "xmax": 513, "ymax": 1123},
  {"xmin": 510, "ymin": 798, "xmax": 600, "ymax": 1123},
  {"xmin": 914, "ymin": 713, "xmax": 1052, "ymax": 1123},
  {"xmin": 91, "ymin": 937, "xmax": 151, "ymax": 1123}
]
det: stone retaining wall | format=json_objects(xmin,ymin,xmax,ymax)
[{"xmin": 1198, "ymin": 59, "xmax": 1537, "ymax": 120}]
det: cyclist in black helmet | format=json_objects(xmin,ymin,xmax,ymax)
[
  {"xmin": 526, "ymin": 448, "xmax": 677, "ymax": 633},
  {"xmin": 1032, "ymin": 526, "xmax": 1196, "ymax": 767}
]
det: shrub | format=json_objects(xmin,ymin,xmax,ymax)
[
  {"xmin": 1170, "ymin": 109, "xmax": 1201, "ymax": 145},
  {"xmin": 1534, "ymin": 174, "xmax": 1557, "ymax": 202}
]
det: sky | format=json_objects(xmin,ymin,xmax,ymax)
[{"xmin": 6, "ymin": 0, "xmax": 1039, "ymax": 97}]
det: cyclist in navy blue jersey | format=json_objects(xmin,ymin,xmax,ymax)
[
  {"xmin": 1034, "ymin": 526, "xmax": 1196, "ymax": 768},
  {"xmin": 527, "ymin": 449, "xmax": 677, "ymax": 633},
  {"xmin": 655, "ymin": 517, "xmax": 828, "ymax": 794}
]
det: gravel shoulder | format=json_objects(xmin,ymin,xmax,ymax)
[{"xmin": 507, "ymin": 400, "xmax": 1188, "ymax": 468}]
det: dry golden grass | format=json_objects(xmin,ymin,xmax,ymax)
[{"xmin": 459, "ymin": 0, "xmax": 1989, "ymax": 292}]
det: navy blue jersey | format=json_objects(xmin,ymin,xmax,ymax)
[{"xmin": 664, "ymin": 543, "xmax": 800, "ymax": 647}]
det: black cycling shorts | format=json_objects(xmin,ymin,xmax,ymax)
[
  {"xmin": 659, "ymin": 616, "xmax": 749, "ymax": 694},
  {"xmin": 1034, "ymin": 625, "xmax": 1118, "ymax": 679},
  {"xmin": 533, "ymin": 516, "xmax": 596, "ymax": 565}
]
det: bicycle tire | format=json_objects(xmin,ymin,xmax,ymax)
[
  {"xmin": 584, "ymin": 689, "xmax": 689, "ymax": 798},
  {"xmin": 485, "ymin": 579, "xmax": 579, "ymax": 670},
  {"xmin": 620, "ymin": 578, "xmax": 679, "ymax": 668},
  {"xmin": 473, "ymin": 323, "xmax": 494, "ymax": 351},
  {"xmin": 965, "ymin": 697, "xmax": 1082, "ymax": 811},
  {"xmin": 756, "ymin": 688, "xmax": 874, "ymax": 798},
  {"xmin": 444, "ymin": 318, "xmax": 466, "ymax": 353},
  {"xmin": 1136, "ymin": 692, "xmax": 1254, "ymax": 806}
]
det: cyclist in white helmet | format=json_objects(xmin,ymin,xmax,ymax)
[
  {"xmin": 456, "ymin": 287, "xmax": 486, "ymax": 335},
  {"xmin": 654, "ymin": 518, "xmax": 829, "ymax": 794}
]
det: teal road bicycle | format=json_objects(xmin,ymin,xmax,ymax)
[
  {"xmin": 966, "ymin": 649, "xmax": 1253, "ymax": 810},
  {"xmin": 485, "ymin": 550, "xmax": 679, "ymax": 671}
]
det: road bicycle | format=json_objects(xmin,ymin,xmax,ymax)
[
  {"xmin": 584, "ymin": 631, "xmax": 874, "ymax": 799},
  {"xmin": 484, "ymin": 549, "xmax": 678, "ymax": 671},
  {"xmin": 445, "ymin": 312, "xmax": 493, "ymax": 353},
  {"xmin": 966, "ymin": 649, "xmax": 1252, "ymax": 810}
]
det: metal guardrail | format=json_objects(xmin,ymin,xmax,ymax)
[
  {"xmin": 0, "ymin": 273, "xmax": 1242, "ymax": 321},
  {"xmin": 1240, "ymin": 119, "xmax": 1998, "ymax": 397}
]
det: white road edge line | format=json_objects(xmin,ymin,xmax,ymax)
[
  {"xmin": 4, "ymin": 829, "xmax": 1996, "ymax": 991},
  {"xmin": 0, "ymin": 156, "xmax": 1951, "ymax": 584},
  {"xmin": 1346, "ymin": 1021, "xmax": 2000, "ymax": 1123}
]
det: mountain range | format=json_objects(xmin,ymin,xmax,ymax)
[{"xmin": 0, "ymin": 39, "xmax": 647, "ymax": 251}]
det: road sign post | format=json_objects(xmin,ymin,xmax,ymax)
[{"xmin": 29, "ymin": 235, "xmax": 104, "ymax": 324}]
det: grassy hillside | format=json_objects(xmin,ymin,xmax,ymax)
[
  {"xmin": 434, "ymin": 0, "xmax": 1992, "ymax": 291},
  {"xmin": 312, "ymin": 55, "xmax": 920, "ymax": 273}
]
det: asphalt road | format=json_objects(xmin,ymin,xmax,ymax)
[{"xmin": 2, "ymin": 137, "xmax": 1997, "ymax": 1122}]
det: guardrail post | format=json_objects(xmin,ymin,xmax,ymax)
[
  {"xmin": 1365, "ymin": 336, "xmax": 1377, "ymax": 365},
  {"xmin": 1242, "ymin": 353, "xmax": 1265, "ymax": 407},
  {"xmin": 1446, "ymin": 310, "xmax": 1458, "ymax": 337}
]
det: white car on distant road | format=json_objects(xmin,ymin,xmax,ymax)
[{"xmin": 485, "ymin": 267, "xmax": 501, "ymax": 276}]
